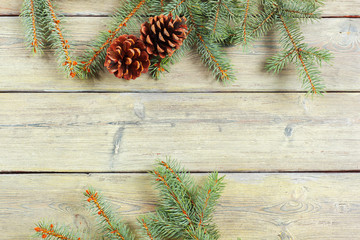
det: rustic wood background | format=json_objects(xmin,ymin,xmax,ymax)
[{"xmin": 1, "ymin": 1, "xmax": 360, "ymax": 239}]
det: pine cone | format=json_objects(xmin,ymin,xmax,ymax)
[
  {"xmin": 140, "ymin": 14, "xmax": 187, "ymax": 58},
  {"xmin": 104, "ymin": 35, "xmax": 150, "ymax": 80}
]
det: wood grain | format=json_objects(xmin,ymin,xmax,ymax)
[
  {"xmin": 2, "ymin": 173, "xmax": 360, "ymax": 239},
  {"xmin": 0, "ymin": 93, "xmax": 359, "ymax": 172},
  {"xmin": 0, "ymin": 17, "xmax": 359, "ymax": 92},
  {"xmin": 1, "ymin": 0, "xmax": 359, "ymax": 16}
]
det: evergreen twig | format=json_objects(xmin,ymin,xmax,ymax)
[
  {"xmin": 84, "ymin": 188, "xmax": 135, "ymax": 240},
  {"xmin": 20, "ymin": 0, "xmax": 44, "ymax": 53},
  {"xmin": 21, "ymin": 0, "xmax": 332, "ymax": 94}
]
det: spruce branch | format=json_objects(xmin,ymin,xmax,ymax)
[
  {"xmin": 276, "ymin": 14, "xmax": 322, "ymax": 94},
  {"xmin": 196, "ymin": 172, "xmax": 225, "ymax": 235},
  {"xmin": 168, "ymin": 0, "xmax": 187, "ymax": 15},
  {"xmin": 185, "ymin": 3, "xmax": 235, "ymax": 83},
  {"xmin": 42, "ymin": 0, "xmax": 77, "ymax": 77},
  {"xmin": 250, "ymin": 9, "xmax": 276, "ymax": 38},
  {"xmin": 196, "ymin": 33, "xmax": 235, "ymax": 83},
  {"xmin": 242, "ymin": 0, "xmax": 251, "ymax": 44},
  {"xmin": 139, "ymin": 218, "xmax": 155, "ymax": 240},
  {"xmin": 84, "ymin": 189, "xmax": 135, "ymax": 240},
  {"xmin": 34, "ymin": 223, "xmax": 80, "ymax": 240},
  {"xmin": 20, "ymin": 0, "xmax": 44, "ymax": 53}
]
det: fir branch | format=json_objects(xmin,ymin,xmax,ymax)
[
  {"xmin": 242, "ymin": 0, "xmax": 250, "ymax": 44},
  {"xmin": 196, "ymin": 33, "xmax": 234, "ymax": 82},
  {"xmin": 85, "ymin": 189, "xmax": 135, "ymax": 240},
  {"xmin": 279, "ymin": 14, "xmax": 317, "ymax": 93},
  {"xmin": 251, "ymin": 10, "xmax": 276, "ymax": 36},
  {"xmin": 160, "ymin": 160, "xmax": 197, "ymax": 207},
  {"xmin": 169, "ymin": 0, "xmax": 187, "ymax": 15},
  {"xmin": 79, "ymin": 0, "xmax": 146, "ymax": 77},
  {"xmin": 160, "ymin": 0, "xmax": 164, "ymax": 12},
  {"xmin": 43, "ymin": 0, "xmax": 77, "ymax": 77},
  {"xmin": 185, "ymin": 4, "xmax": 235, "ymax": 83},
  {"xmin": 34, "ymin": 223, "xmax": 79, "ymax": 240},
  {"xmin": 221, "ymin": 1, "xmax": 234, "ymax": 15},
  {"xmin": 196, "ymin": 172, "xmax": 225, "ymax": 231},
  {"xmin": 21, "ymin": 0, "xmax": 45, "ymax": 53},
  {"xmin": 140, "ymin": 219, "xmax": 155, "ymax": 240},
  {"xmin": 213, "ymin": 1, "xmax": 221, "ymax": 33},
  {"xmin": 29, "ymin": 0, "xmax": 38, "ymax": 51},
  {"xmin": 153, "ymin": 170, "xmax": 194, "ymax": 224}
]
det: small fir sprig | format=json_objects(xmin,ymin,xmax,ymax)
[
  {"xmin": 34, "ymin": 222, "xmax": 81, "ymax": 240},
  {"xmin": 84, "ymin": 188, "xmax": 135, "ymax": 240},
  {"xmin": 20, "ymin": 0, "xmax": 45, "ymax": 53},
  {"xmin": 243, "ymin": 0, "xmax": 332, "ymax": 94},
  {"xmin": 34, "ymin": 158, "xmax": 226, "ymax": 240},
  {"xmin": 42, "ymin": 0, "xmax": 78, "ymax": 78}
]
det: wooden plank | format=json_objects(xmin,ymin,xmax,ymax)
[
  {"xmin": 0, "ymin": 93, "xmax": 359, "ymax": 172},
  {"xmin": 0, "ymin": 17, "xmax": 359, "ymax": 92},
  {"xmin": 1, "ymin": 173, "xmax": 360, "ymax": 239},
  {"xmin": 1, "ymin": 0, "xmax": 359, "ymax": 16}
]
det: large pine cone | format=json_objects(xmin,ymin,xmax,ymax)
[
  {"xmin": 104, "ymin": 35, "xmax": 150, "ymax": 80},
  {"xmin": 140, "ymin": 14, "xmax": 187, "ymax": 58}
]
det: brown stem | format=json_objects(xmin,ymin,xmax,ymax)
[
  {"xmin": 279, "ymin": 15, "xmax": 317, "ymax": 93},
  {"xmin": 86, "ymin": 191, "xmax": 125, "ymax": 240}
]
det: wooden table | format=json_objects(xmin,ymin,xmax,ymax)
[{"xmin": 1, "ymin": 1, "xmax": 360, "ymax": 239}]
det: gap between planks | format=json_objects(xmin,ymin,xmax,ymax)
[
  {"xmin": 3, "ymin": 170, "xmax": 360, "ymax": 174},
  {"xmin": 0, "ymin": 91, "xmax": 360, "ymax": 94}
]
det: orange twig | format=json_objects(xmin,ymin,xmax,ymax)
[
  {"xmin": 154, "ymin": 171, "xmax": 193, "ymax": 224},
  {"xmin": 221, "ymin": 2, "xmax": 233, "ymax": 15},
  {"xmin": 34, "ymin": 224, "xmax": 77, "ymax": 240},
  {"xmin": 46, "ymin": 0, "xmax": 77, "ymax": 77},
  {"xmin": 82, "ymin": 0, "xmax": 146, "ymax": 72},
  {"xmin": 161, "ymin": 0, "xmax": 164, "ymax": 12},
  {"xmin": 86, "ymin": 190, "xmax": 125, "ymax": 240},
  {"xmin": 141, "ymin": 219, "xmax": 154, "ymax": 240},
  {"xmin": 186, "ymin": 6, "xmax": 229, "ymax": 81},
  {"xmin": 29, "ymin": 0, "xmax": 38, "ymax": 52},
  {"xmin": 279, "ymin": 15, "xmax": 316, "ymax": 93},
  {"xmin": 198, "ymin": 179, "xmax": 218, "ymax": 227},
  {"xmin": 243, "ymin": 0, "xmax": 250, "ymax": 44},
  {"xmin": 274, "ymin": 49, "xmax": 296, "ymax": 67},
  {"xmin": 196, "ymin": 34, "xmax": 229, "ymax": 81},
  {"xmin": 251, "ymin": 10, "xmax": 275, "ymax": 34},
  {"xmin": 169, "ymin": 0, "xmax": 186, "ymax": 14},
  {"xmin": 213, "ymin": 0, "xmax": 221, "ymax": 33}
]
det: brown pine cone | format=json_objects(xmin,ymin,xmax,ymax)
[
  {"xmin": 104, "ymin": 35, "xmax": 150, "ymax": 80},
  {"xmin": 140, "ymin": 14, "xmax": 187, "ymax": 58}
]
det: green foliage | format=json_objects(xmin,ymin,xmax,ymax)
[
  {"xmin": 243, "ymin": 0, "xmax": 332, "ymax": 94},
  {"xmin": 33, "ymin": 158, "xmax": 226, "ymax": 240},
  {"xmin": 21, "ymin": 0, "xmax": 332, "ymax": 93},
  {"xmin": 84, "ymin": 188, "xmax": 135, "ymax": 240},
  {"xmin": 20, "ymin": 0, "xmax": 45, "ymax": 54}
]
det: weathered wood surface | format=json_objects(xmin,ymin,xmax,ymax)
[
  {"xmin": 1, "ymin": 0, "xmax": 359, "ymax": 16},
  {"xmin": 0, "ymin": 17, "xmax": 359, "ymax": 92},
  {"xmin": 0, "ymin": 0, "xmax": 359, "ymax": 239},
  {"xmin": 0, "ymin": 93, "xmax": 359, "ymax": 172},
  {"xmin": 2, "ymin": 173, "xmax": 360, "ymax": 240}
]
